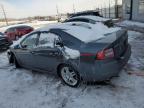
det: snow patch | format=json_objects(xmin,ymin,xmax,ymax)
[
  {"xmin": 61, "ymin": 46, "xmax": 80, "ymax": 59},
  {"xmin": 35, "ymin": 21, "xmax": 121, "ymax": 43},
  {"xmin": 64, "ymin": 22, "xmax": 121, "ymax": 42}
]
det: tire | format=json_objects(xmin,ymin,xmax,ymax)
[
  {"xmin": 13, "ymin": 55, "xmax": 21, "ymax": 68},
  {"xmin": 59, "ymin": 64, "xmax": 80, "ymax": 87},
  {"xmin": 8, "ymin": 53, "xmax": 14, "ymax": 64}
]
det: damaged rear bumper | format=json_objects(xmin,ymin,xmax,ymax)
[{"xmin": 80, "ymin": 44, "xmax": 131, "ymax": 81}]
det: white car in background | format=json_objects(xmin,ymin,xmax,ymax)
[
  {"xmin": 64, "ymin": 15, "xmax": 114, "ymax": 28},
  {"xmin": 63, "ymin": 19, "xmax": 121, "ymax": 36}
]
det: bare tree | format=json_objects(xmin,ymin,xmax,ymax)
[{"xmin": 0, "ymin": 4, "xmax": 8, "ymax": 25}]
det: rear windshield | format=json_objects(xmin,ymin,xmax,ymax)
[
  {"xmin": 70, "ymin": 12, "xmax": 100, "ymax": 18},
  {"xmin": 65, "ymin": 18, "xmax": 96, "ymax": 24}
]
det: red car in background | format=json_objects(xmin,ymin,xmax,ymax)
[{"xmin": 4, "ymin": 25, "xmax": 34, "ymax": 41}]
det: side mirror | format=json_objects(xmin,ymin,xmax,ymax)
[
  {"xmin": 21, "ymin": 44, "xmax": 28, "ymax": 49},
  {"xmin": 56, "ymin": 42, "xmax": 64, "ymax": 47},
  {"xmin": 14, "ymin": 44, "xmax": 21, "ymax": 49}
]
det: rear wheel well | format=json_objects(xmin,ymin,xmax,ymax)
[
  {"xmin": 57, "ymin": 63, "xmax": 67, "ymax": 77},
  {"xmin": 8, "ymin": 52, "xmax": 14, "ymax": 63},
  {"xmin": 57, "ymin": 63, "xmax": 83, "ymax": 80}
]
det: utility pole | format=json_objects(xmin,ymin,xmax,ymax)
[
  {"xmin": 1, "ymin": 4, "xmax": 8, "ymax": 25},
  {"xmin": 56, "ymin": 5, "xmax": 60, "ymax": 22},
  {"xmin": 129, "ymin": 0, "xmax": 133, "ymax": 20},
  {"xmin": 101, "ymin": 5, "xmax": 103, "ymax": 16},
  {"xmin": 115, "ymin": 0, "xmax": 119, "ymax": 18},
  {"xmin": 109, "ymin": 0, "xmax": 111, "ymax": 18},
  {"xmin": 73, "ymin": 4, "xmax": 76, "ymax": 13},
  {"xmin": 104, "ymin": 3, "xmax": 107, "ymax": 18}
]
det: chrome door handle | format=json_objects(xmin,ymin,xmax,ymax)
[
  {"xmin": 30, "ymin": 51, "xmax": 37, "ymax": 55},
  {"xmin": 49, "ymin": 52, "xmax": 59, "ymax": 56}
]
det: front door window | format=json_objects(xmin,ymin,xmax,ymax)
[{"xmin": 21, "ymin": 33, "xmax": 38, "ymax": 49}]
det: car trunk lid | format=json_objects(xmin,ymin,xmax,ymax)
[{"xmin": 95, "ymin": 29, "xmax": 128, "ymax": 59}]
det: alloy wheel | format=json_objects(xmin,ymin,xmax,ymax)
[{"xmin": 60, "ymin": 65, "xmax": 80, "ymax": 87}]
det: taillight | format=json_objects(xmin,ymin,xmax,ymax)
[
  {"xmin": 96, "ymin": 50, "xmax": 105, "ymax": 60},
  {"xmin": 96, "ymin": 48, "xmax": 114, "ymax": 60}
]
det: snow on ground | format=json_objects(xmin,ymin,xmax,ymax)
[
  {"xmin": 0, "ymin": 31, "xmax": 144, "ymax": 108},
  {"xmin": 116, "ymin": 20, "xmax": 144, "ymax": 33},
  {"xmin": 118, "ymin": 20, "xmax": 144, "ymax": 28}
]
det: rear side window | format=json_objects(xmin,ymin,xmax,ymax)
[
  {"xmin": 62, "ymin": 39, "xmax": 74, "ymax": 46},
  {"xmin": 38, "ymin": 32, "xmax": 59, "ymax": 48}
]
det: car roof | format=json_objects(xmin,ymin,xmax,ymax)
[
  {"xmin": 6, "ymin": 25, "xmax": 32, "ymax": 31},
  {"xmin": 37, "ymin": 23, "xmax": 107, "ymax": 43},
  {"xmin": 68, "ymin": 15, "xmax": 110, "ymax": 22}
]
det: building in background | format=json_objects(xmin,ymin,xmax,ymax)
[{"xmin": 123, "ymin": 0, "xmax": 144, "ymax": 22}]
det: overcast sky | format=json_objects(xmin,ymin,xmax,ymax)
[{"xmin": 0, "ymin": 0, "xmax": 122, "ymax": 18}]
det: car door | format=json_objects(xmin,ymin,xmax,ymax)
[
  {"xmin": 31, "ymin": 31, "xmax": 63, "ymax": 72},
  {"xmin": 5, "ymin": 28, "xmax": 15, "ymax": 40},
  {"xmin": 15, "ymin": 32, "xmax": 39, "ymax": 68}
]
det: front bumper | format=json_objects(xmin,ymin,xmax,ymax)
[{"xmin": 80, "ymin": 44, "xmax": 131, "ymax": 81}]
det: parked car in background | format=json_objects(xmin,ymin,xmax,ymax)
[
  {"xmin": 0, "ymin": 32, "xmax": 4, "ymax": 36},
  {"xmin": 69, "ymin": 10, "xmax": 101, "ymax": 18},
  {"xmin": 7, "ymin": 23, "xmax": 131, "ymax": 87},
  {"xmin": 64, "ymin": 15, "xmax": 114, "ymax": 27},
  {"xmin": 4, "ymin": 25, "xmax": 34, "ymax": 41},
  {"xmin": 0, "ymin": 32, "xmax": 12, "ymax": 50}
]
